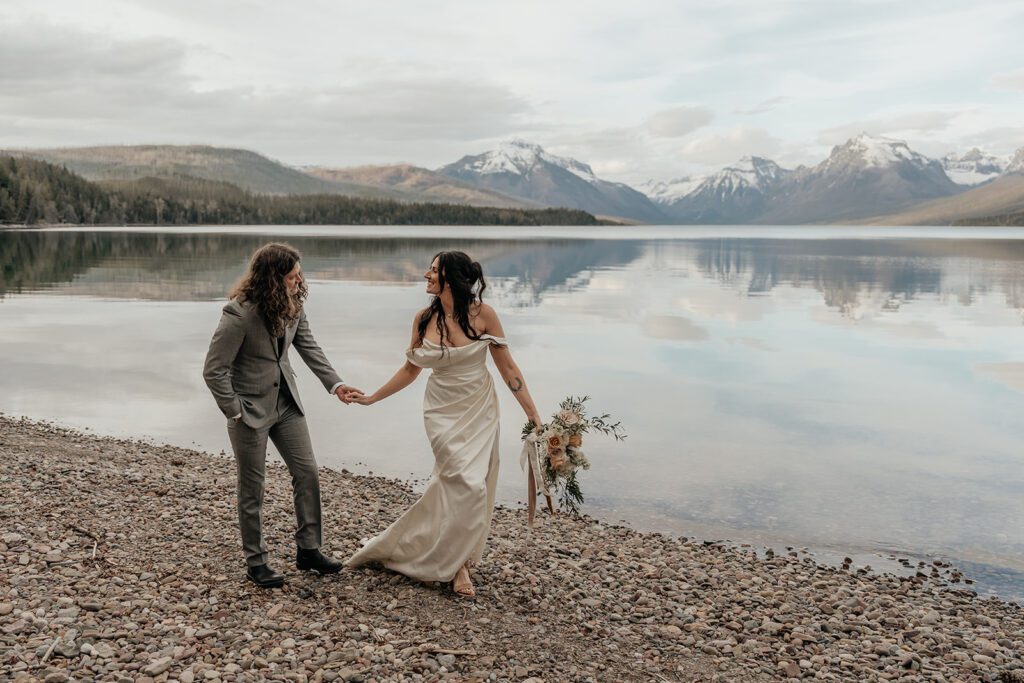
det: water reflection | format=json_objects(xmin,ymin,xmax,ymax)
[
  {"xmin": 2, "ymin": 227, "xmax": 1023, "ymax": 601},
  {"xmin": 6, "ymin": 230, "xmax": 1024, "ymax": 318},
  {"xmin": 0, "ymin": 230, "xmax": 643, "ymax": 304}
]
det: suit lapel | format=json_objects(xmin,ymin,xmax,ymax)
[
  {"xmin": 284, "ymin": 319, "xmax": 297, "ymax": 355},
  {"xmin": 259, "ymin": 312, "xmax": 296, "ymax": 361},
  {"xmin": 280, "ymin": 321, "xmax": 296, "ymax": 360},
  {"xmin": 256, "ymin": 314, "xmax": 282, "ymax": 361}
]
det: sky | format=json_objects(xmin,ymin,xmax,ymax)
[{"xmin": 2, "ymin": 0, "xmax": 1023, "ymax": 185}]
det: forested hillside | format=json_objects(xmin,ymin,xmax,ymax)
[{"xmin": 0, "ymin": 156, "xmax": 601, "ymax": 226}]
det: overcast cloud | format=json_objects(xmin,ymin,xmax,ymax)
[{"xmin": 2, "ymin": 0, "xmax": 1023, "ymax": 184}]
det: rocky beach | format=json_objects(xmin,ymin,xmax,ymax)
[{"xmin": 1, "ymin": 414, "xmax": 1022, "ymax": 682}]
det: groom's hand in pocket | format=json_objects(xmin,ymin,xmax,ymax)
[{"xmin": 334, "ymin": 384, "xmax": 364, "ymax": 404}]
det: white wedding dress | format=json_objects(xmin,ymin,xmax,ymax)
[{"xmin": 346, "ymin": 335, "xmax": 506, "ymax": 582}]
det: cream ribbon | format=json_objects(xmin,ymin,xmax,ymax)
[{"xmin": 519, "ymin": 431, "xmax": 551, "ymax": 496}]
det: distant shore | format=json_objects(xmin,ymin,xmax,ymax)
[{"xmin": 1, "ymin": 414, "xmax": 1023, "ymax": 682}]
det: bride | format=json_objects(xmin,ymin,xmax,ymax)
[{"xmin": 346, "ymin": 251, "xmax": 542, "ymax": 597}]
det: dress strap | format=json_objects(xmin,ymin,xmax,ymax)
[
  {"xmin": 479, "ymin": 334, "xmax": 509, "ymax": 348},
  {"xmin": 404, "ymin": 347, "xmax": 427, "ymax": 367}
]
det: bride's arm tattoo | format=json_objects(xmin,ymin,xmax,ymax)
[{"xmin": 507, "ymin": 377, "xmax": 524, "ymax": 392}]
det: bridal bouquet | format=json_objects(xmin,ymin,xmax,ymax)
[{"xmin": 520, "ymin": 396, "xmax": 626, "ymax": 517}]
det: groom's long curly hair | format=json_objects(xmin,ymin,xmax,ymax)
[
  {"xmin": 230, "ymin": 243, "xmax": 307, "ymax": 337},
  {"xmin": 417, "ymin": 250, "xmax": 487, "ymax": 351}
]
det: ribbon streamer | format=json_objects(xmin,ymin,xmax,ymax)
[{"xmin": 519, "ymin": 431, "xmax": 551, "ymax": 496}]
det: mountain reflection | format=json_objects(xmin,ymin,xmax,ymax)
[
  {"xmin": 0, "ymin": 230, "xmax": 642, "ymax": 303},
  {"xmin": 4, "ymin": 230, "xmax": 1024, "ymax": 316},
  {"xmin": 691, "ymin": 238, "xmax": 1024, "ymax": 316}
]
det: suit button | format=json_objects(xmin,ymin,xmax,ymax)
[{"xmin": 273, "ymin": 382, "xmax": 279, "ymax": 387}]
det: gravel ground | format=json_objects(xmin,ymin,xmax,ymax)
[{"xmin": 1, "ymin": 415, "xmax": 1022, "ymax": 682}]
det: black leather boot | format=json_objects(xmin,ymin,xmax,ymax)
[
  {"xmin": 296, "ymin": 548, "xmax": 343, "ymax": 574},
  {"xmin": 246, "ymin": 563, "xmax": 285, "ymax": 588}
]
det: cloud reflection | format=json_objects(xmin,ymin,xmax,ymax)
[
  {"xmin": 3, "ymin": 227, "xmax": 1024, "ymax": 600},
  {"xmin": 642, "ymin": 315, "xmax": 709, "ymax": 341}
]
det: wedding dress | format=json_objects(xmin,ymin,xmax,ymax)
[{"xmin": 346, "ymin": 335, "xmax": 506, "ymax": 582}]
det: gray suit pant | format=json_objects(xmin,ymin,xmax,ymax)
[{"xmin": 227, "ymin": 386, "xmax": 322, "ymax": 567}]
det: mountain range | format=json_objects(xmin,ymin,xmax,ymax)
[
  {"xmin": 641, "ymin": 134, "xmax": 1013, "ymax": 224},
  {"xmin": 11, "ymin": 134, "xmax": 1024, "ymax": 226},
  {"xmin": 437, "ymin": 139, "xmax": 664, "ymax": 223}
]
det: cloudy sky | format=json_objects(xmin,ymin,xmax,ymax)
[{"xmin": 2, "ymin": 0, "xmax": 1023, "ymax": 184}]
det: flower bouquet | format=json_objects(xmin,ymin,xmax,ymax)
[{"xmin": 520, "ymin": 396, "xmax": 625, "ymax": 523}]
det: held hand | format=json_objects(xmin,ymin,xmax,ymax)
[
  {"xmin": 334, "ymin": 384, "xmax": 364, "ymax": 405},
  {"xmin": 352, "ymin": 393, "xmax": 378, "ymax": 406}
]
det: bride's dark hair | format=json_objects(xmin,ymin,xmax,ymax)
[{"xmin": 417, "ymin": 251, "xmax": 487, "ymax": 351}]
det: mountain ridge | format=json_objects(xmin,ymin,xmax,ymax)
[
  {"xmin": 14, "ymin": 145, "xmax": 404, "ymax": 199},
  {"xmin": 12, "ymin": 137, "xmax": 1024, "ymax": 226},
  {"xmin": 304, "ymin": 164, "xmax": 539, "ymax": 209},
  {"xmin": 755, "ymin": 133, "xmax": 963, "ymax": 224},
  {"xmin": 437, "ymin": 139, "xmax": 666, "ymax": 223}
]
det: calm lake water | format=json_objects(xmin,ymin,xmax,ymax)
[{"xmin": 3, "ymin": 225, "xmax": 1024, "ymax": 601}]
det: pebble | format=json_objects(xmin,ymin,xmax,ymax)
[
  {"xmin": 144, "ymin": 656, "xmax": 174, "ymax": 676},
  {"xmin": 1, "ymin": 416, "xmax": 1022, "ymax": 683}
]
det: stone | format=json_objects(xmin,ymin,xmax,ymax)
[
  {"xmin": 92, "ymin": 642, "xmax": 114, "ymax": 658},
  {"xmin": 144, "ymin": 656, "xmax": 173, "ymax": 676},
  {"xmin": 779, "ymin": 660, "xmax": 800, "ymax": 678},
  {"xmin": 54, "ymin": 641, "xmax": 80, "ymax": 658}
]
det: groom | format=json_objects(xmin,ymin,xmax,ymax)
[{"xmin": 203, "ymin": 243, "xmax": 361, "ymax": 588}]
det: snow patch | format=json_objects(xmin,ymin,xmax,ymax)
[
  {"xmin": 943, "ymin": 168, "xmax": 1001, "ymax": 186},
  {"xmin": 691, "ymin": 156, "xmax": 788, "ymax": 196},
  {"xmin": 459, "ymin": 139, "xmax": 599, "ymax": 184},
  {"xmin": 644, "ymin": 156, "xmax": 789, "ymax": 203},
  {"xmin": 941, "ymin": 148, "xmax": 1008, "ymax": 186},
  {"xmin": 823, "ymin": 133, "xmax": 933, "ymax": 171},
  {"xmin": 640, "ymin": 176, "xmax": 706, "ymax": 203}
]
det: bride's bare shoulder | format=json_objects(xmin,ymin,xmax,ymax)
[{"xmin": 474, "ymin": 303, "xmax": 500, "ymax": 331}]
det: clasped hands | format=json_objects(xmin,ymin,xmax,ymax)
[
  {"xmin": 333, "ymin": 384, "xmax": 365, "ymax": 405},
  {"xmin": 333, "ymin": 384, "xmax": 380, "ymax": 406}
]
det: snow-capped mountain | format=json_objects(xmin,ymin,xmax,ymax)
[
  {"xmin": 1006, "ymin": 147, "xmax": 1024, "ymax": 174},
  {"xmin": 940, "ymin": 148, "xmax": 1008, "ymax": 186},
  {"xmin": 438, "ymin": 139, "xmax": 666, "ymax": 223},
  {"xmin": 819, "ymin": 133, "xmax": 934, "ymax": 171},
  {"xmin": 755, "ymin": 133, "xmax": 961, "ymax": 223},
  {"xmin": 660, "ymin": 157, "xmax": 791, "ymax": 224},
  {"xmin": 645, "ymin": 134, "xmax": 965, "ymax": 224},
  {"xmin": 638, "ymin": 175, "xmax": 706, "ymax": 205},
  {"xmin": 455, "ymin": 138, "xmax": 599, "ymax": 183},
  {"xmin": 692, "ymin": 156, "xmax": 789, "ymax": 194}
]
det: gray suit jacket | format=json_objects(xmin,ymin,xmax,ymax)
[{"xmin": 203, "ymin": 299, "xmax": 342, "ymax": 429}]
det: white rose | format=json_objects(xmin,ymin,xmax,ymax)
[{"xmin": 557, "ymin": 409, "xmax": 581, "ymax": 426}]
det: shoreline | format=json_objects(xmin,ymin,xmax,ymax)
[
  {"xmin": 5, "ymin": 408, "xmax": 1019, "ymax": 604},
  {"xmin": 1, "ymin": 415, "xmax": 1023, "ymax": 682}
]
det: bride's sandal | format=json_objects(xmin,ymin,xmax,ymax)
[{"xmin": 452, "ymin": 565, "xmax": 476, "ymax": 598}]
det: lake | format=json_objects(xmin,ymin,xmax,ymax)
[{"xmin": 2, "ymin": 225, "xmax": 1023, "ymax": 601}]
